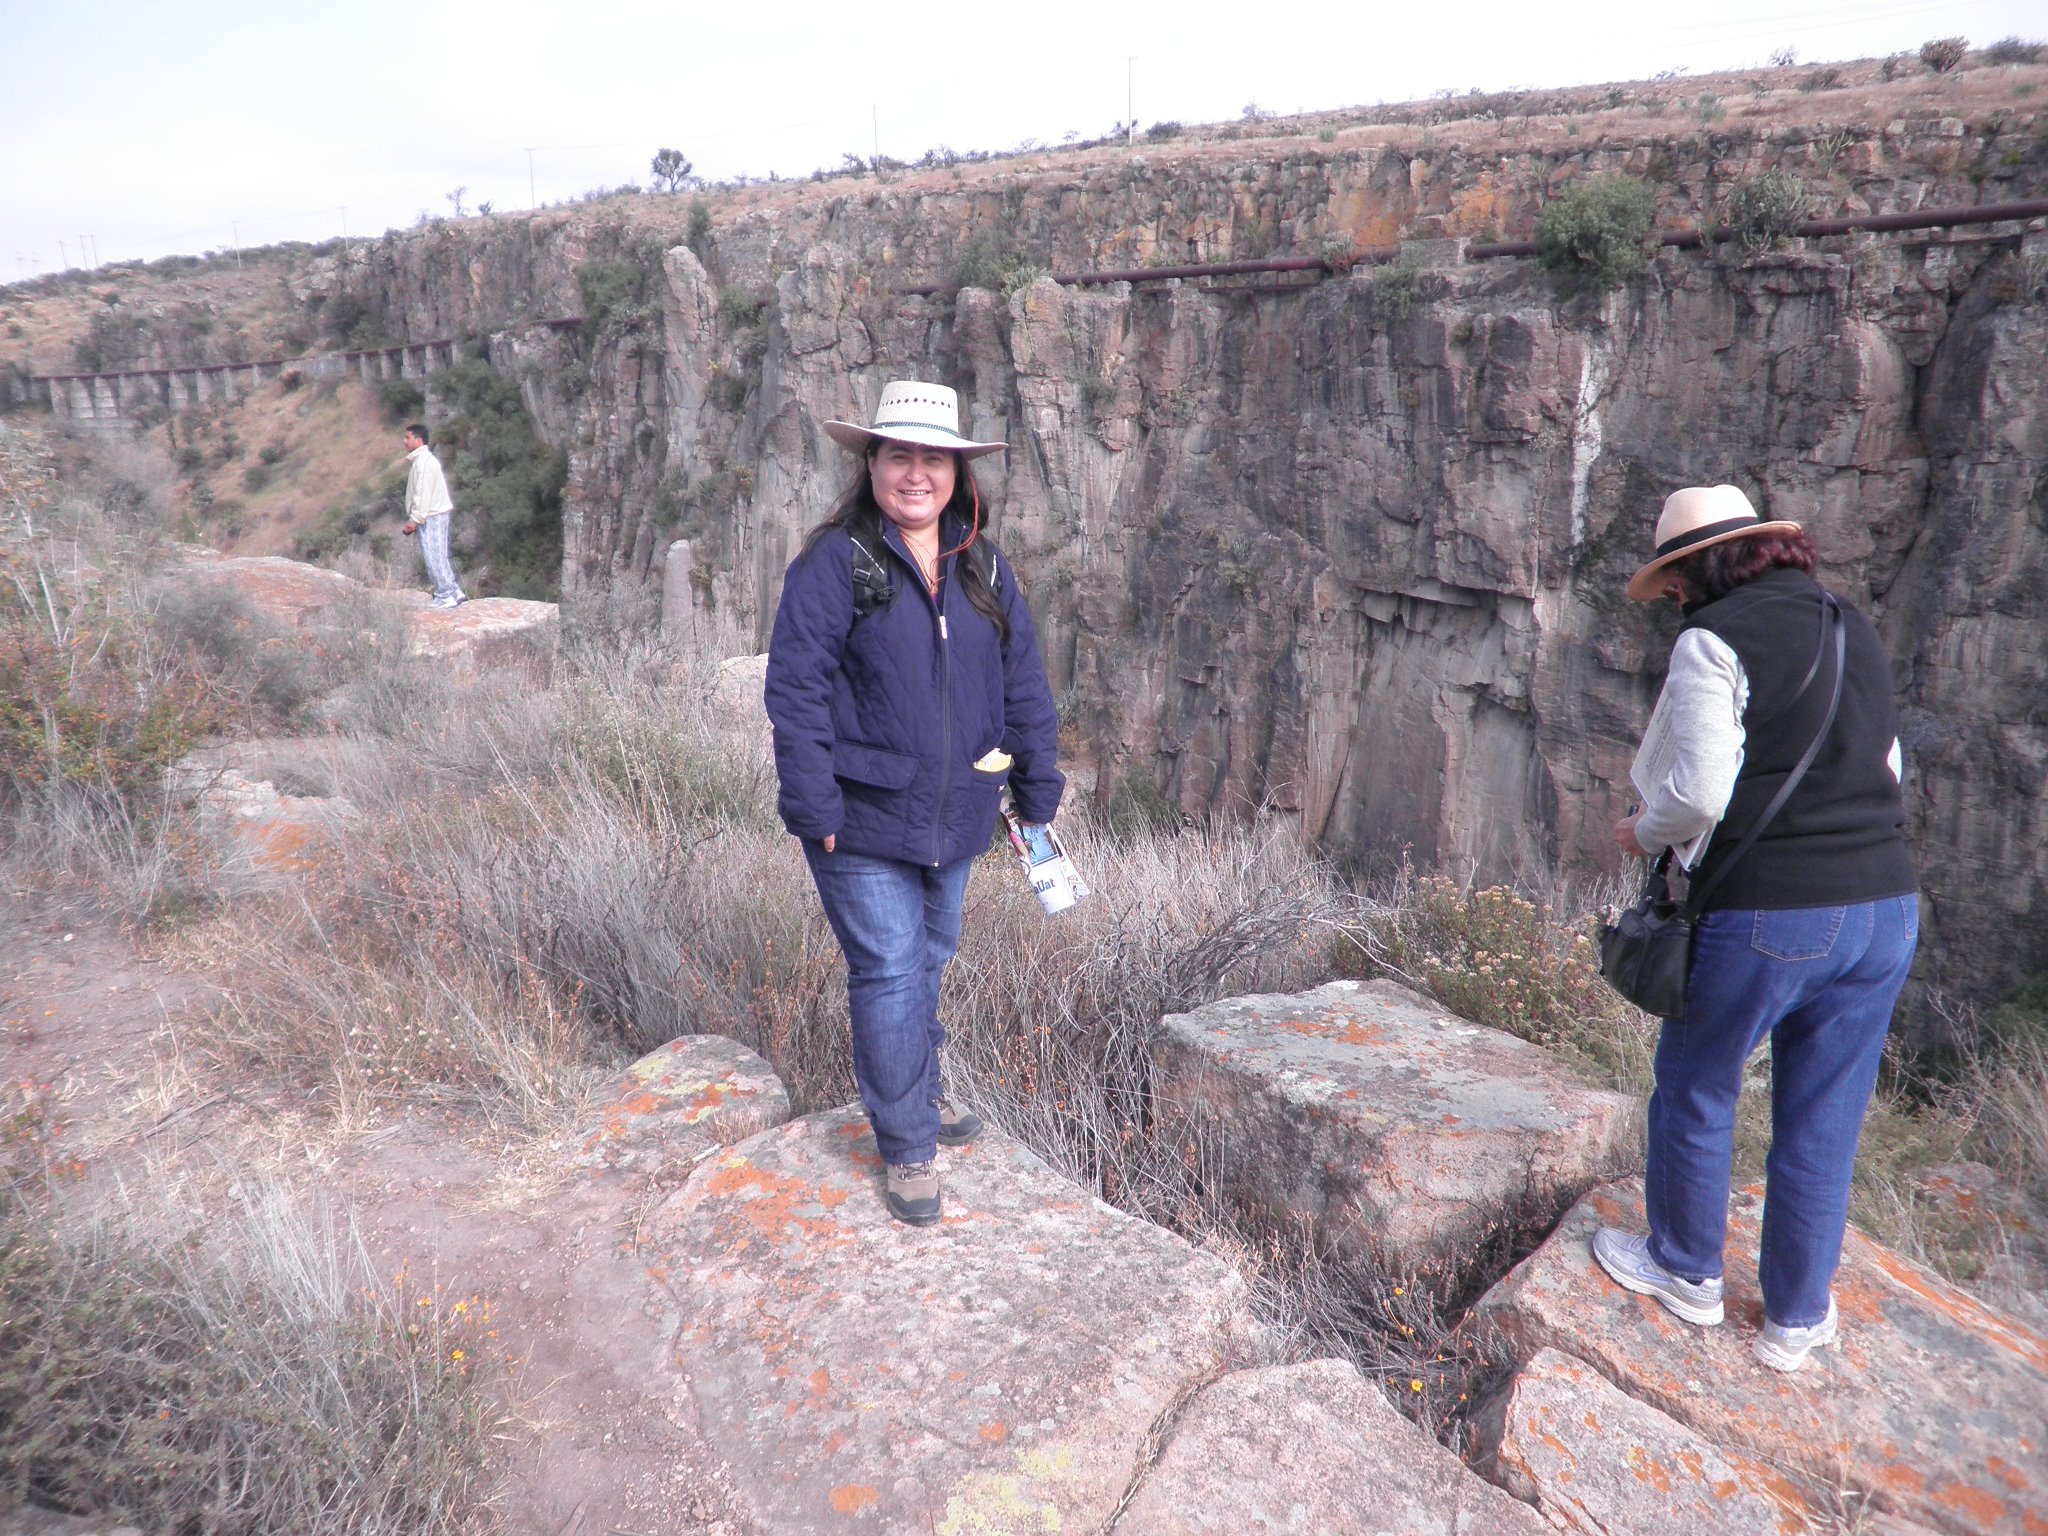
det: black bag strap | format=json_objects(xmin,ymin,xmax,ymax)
[
  {"xmin": 1681, "ymin": 594, "xmax": 1845, "ymax": 918},
  {"xmin": 847, "ymin": 532, "xmax": 895, "ymax": 623}
]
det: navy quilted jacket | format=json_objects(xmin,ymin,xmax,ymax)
[{"xmin": 764, "ymin": 515, "xmax": 1065, "ymax": 866}]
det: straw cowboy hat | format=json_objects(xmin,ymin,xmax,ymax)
[
  {"xmin": 1627, "ymin": 485, "xmax": 1803, "ymax": 601},
  {"xmin": 824, "ymin": 381, "xmax": 1006, "ymax": 460}
]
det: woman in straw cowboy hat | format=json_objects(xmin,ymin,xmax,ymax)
[
  {"xmin": 764, "ymin": 381, "xmax": 1064, "ymax": 1226},
  {"xmin": 1593, "ymin": 484, "xmax": 1918, "ymax": 1371}
]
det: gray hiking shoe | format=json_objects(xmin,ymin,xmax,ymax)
[
  {"xmin": 1753, "ymin": 1296, "xmax": 1838, "ymax": 1372},
  {"xmin": 936, "ymin": 1098, "xmax": 984, "ymax": 1147},
  {"xmin": 1592, "ymin": 1228, "xmax": 1725, "ymax": 1325},
  {"xmin": 884, "ymin": 1160, "xmax": 941, "ymax": 1226}
]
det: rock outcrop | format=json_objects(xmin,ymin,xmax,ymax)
[
  {"xmin": 644, "ymin": 1105, "xmax": 1262, "ymax": 1534},
  {"xmin": 1470, "ymin": 1180, "xmax": 2048, "ymax": 1536},
  {"xmin": 1118, "ymin": 1357, "xmax": 1550, "ymax": 1534},
  {"xmin": 574, "ymin": 1034, "xmax": 790, "ymax": 1178},
  {"xmin": 1152, "ymin": 978, "xmax": 1635, "ymax": 1287},
  {"xmin": 174, "ymin": 549, "xmax": 557, "ymax": 669},
  {"xmin": 1472, "ymin": 1347, "xmax": 1839, "ymax": 1534}
]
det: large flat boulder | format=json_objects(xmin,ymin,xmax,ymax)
[
  {"xmin": 1469, "ymin": 1181, "xmax": 2048, "ymax": 1536},
  {"xmin": 1152, "ymin": 979, "xmax": 1636, "ymax": 1285},
  {"xmin": 175, "ymin": 550, "xmax": 357, "ymax": 624},
  {"xmin": 403, "ymin": 591, "xmax": 556, "ymax": 668},
  {"xmin": 1472, "ymin": 1347, "xmax": 1828, "ymax": 1534},
  {"xmin": 573, "ymin": 1033, "xmax": 790, "ymax": 1179},
  {"xmin": 175, "ymin": 549, "xmax": 556, "ymax": 669},
  {"xmin": 643, "ymin": 1105, "xmax": 1259, "ymax": 1534},
  {"xmin": 1118, "ymin": 1357, "xmax": 1551, "ymax": 1534}
]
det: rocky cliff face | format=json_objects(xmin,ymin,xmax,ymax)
[
  {"xmin": 13, "ymin": 81, "xmax": 2046, "ymax": 1021},
  {"xmin": 529, "ymin": 113, "xmax": 2040, "ymax": 1027}
]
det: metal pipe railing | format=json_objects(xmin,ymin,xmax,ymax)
[{"xmin": 1053, "ymin": 197, "xmax": 2048, "ymax": 286}]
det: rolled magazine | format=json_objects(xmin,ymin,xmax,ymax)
[{"xmin": 998, "ymin": 789, "xmax": 1090, "ymax": 915}]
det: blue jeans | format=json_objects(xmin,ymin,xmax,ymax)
[
  {"xmin": 1645, "ymin": 895, "xmax": 1918, "ymax": 1328},
  {"xmin": 802, "ymin": 842, "xmax": 973, "ymax": 1165}
]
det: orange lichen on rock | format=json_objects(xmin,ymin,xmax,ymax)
[
  {"xmin": 1267, "ymin": 1010, "xmax": 1389, "ymax": 1047},
  {"xmin": 828, "ymin": 1484, "xmax": 880, "ymax": 1514},
  {"xmin": 702, "ymin": 1158, "xmax": 853, "ymax": 1244}
]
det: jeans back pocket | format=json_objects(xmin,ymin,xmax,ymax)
[{"xmin": 1749, "ymin": 906, "xmax": 1847, "ymax": 962}]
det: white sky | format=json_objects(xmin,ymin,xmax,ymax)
[{"xmin": 2, "ymin": 0, "xmax": 2039, "ymax": 280}]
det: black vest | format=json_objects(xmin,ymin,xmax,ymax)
[{"xmin": 1682, "ymin": 568, "xmax": 1917, "ymax": 912}]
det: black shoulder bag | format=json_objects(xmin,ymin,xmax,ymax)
[{"xmin": 1598, "ymin": 595, "xmax": 1845, "ymax": 1020}]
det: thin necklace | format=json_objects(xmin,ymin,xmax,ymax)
[{"xmin": 905, "ymin": 536, "xmax": 940, "ymax": 594}]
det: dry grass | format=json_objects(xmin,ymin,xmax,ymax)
[{"xmin": 0, "ymin": 1110, "xmax": 502, "ymax": 1535}]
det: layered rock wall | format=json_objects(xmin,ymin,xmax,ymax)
[{"xmin": 21, "ymin": 102, "xmax": 2047, "ymax": 1014}]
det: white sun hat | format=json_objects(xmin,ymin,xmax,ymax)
[
  {"xmin": 1626, "ymin": 484, "xmax": 1804, "ymax": 601},
  {"xmin": 824, "ymin": 380, "xmax": 1007, "ymax": 460}
]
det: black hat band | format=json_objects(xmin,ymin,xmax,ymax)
[{"xmin": 1654, "ymin": 515, "xmax": 1762, "ymax": 560}]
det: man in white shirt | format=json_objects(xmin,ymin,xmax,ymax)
[{"xmin": 400, "ymin": 422, "xmax": 466, "ymax": 609}]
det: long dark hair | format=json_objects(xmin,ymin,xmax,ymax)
[
  {"xmin": 802, "ymin": 444, "xmax": 1009, "ymax": 645},
  {"xmin": 1670, "ymin": 529, "xmax": 1818, "ymax": 606}
]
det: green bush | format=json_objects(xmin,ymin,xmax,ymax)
[
  {"xmin": 687, "ymin": 197, "xmax": 714, "ymax": 256},
  {"xmin": 1, "ymin": 557, "xmax": 212, "ymax": 804},
  {"xmin": 955, "ymin": 229, "xmax": 1047, "ymax": 299},
  {"xmin": 1985, "ymin": 36, "xmax": 2042, "ymax": 64},
  {"xmin": 1723, "ymin": 168, "xmax": 1810, "ymax": 253},
  {"xmin": 718, "ymin": 284, "xmax": 763, "ymax": 329},
  {"xmin": 1535, "ymin": 174, "xmax": 1660, "ymax": 299},
  {"xmin": 376, "ymin": 377, "xmax": 424, "ymax": 422},
  {"xmin": 577, "ymin": 258, "xmax": 657, "ymax": 334}
]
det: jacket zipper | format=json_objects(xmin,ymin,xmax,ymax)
[
  {"xmin": 883, "ymin": 523, "xmax": 953, "ymax": 868},
  {"xmin": 933, "ymin": 585, "xmax": 952, "ymax": 868}
]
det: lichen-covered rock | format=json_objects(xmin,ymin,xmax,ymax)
[
  {"xmin": 573, "ymin": 1034, "xmax": 789, "ymax": 1178},
  {"xmin": 1152, "ymin": 979, "xmax": 1635, "ymax": 1285},
  {"xmin": 403, "ymin": 591, "xmax": 557, "ymax": 668},
  {"xmin": 1472, "ymin": 1347, "xmax": 1826, "ymax": 1534},
  {"xmin": 1119, "ymin": 1357, "xmax": 1551, "ymax": 1534},
  {"xmin": 645, "ymin": 1105, "xmax": 1259, "ymax": 1534},
  {"xmin": 166, "ymin": 757, "xmax": 359, "ymax": 886},
  {"xmin": 174, "ymin": 550, "xmax": 357, "ymax": 624},
  {"xmin": 1469, "ymin": 1181, "xmax": 2048, "ymax": 1536}
]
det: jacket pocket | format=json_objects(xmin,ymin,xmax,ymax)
[
  {"xmin": 1749, "ymin": 906, "xmax": 1846, "ymax": 962},
  {"xmin": 832, "ymin": 740, "xmax": 918, "ymax": 790}
]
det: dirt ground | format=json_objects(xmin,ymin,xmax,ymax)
[{"xmin": 1, "ymin": 889, "xmax": 698, "ymax": 1534}]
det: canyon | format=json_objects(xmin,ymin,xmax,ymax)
[{"xmin": 6, "ymin": 58, "xmax": 2045, "ymax": 1021}]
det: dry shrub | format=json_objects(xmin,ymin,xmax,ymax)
[
  {"xmin": 941, "ymin": 816, "xmax": 1342, "ymax": 1202},
  {"xmin": 202, "ymin": 902, "xmax": 597, "ymax": 1131},
  {"xmin": 193, "ymin": 643, "xmax": 845, "ymax": 1128},
  {"xmin": 0, "ymin": 1178, "xmax": 500, "ymax": 1534},
  {"xmin": 1340, "ymin": 861, "xmax": 1655, "ymax": 1091},
  {"xmin": 1919, "ymin": 36, "xmax": 1968, "ymax": 73}
]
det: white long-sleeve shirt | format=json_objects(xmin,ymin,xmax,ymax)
[
  {"xmin": 405, "ymin": 445, "xmax": 454, "ymax": 521},
  {"xmin": 1632, "ymin": 626, "xmax": 1903, "ymax": 867}
]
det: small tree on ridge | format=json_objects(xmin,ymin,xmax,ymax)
[{"xmin": 651, "ymin": 148, "xmax": 694, "ymax": 193}]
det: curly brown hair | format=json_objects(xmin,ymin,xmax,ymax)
[{"xmin": 1670, "ymin": 529, "xmax": 1816, "ymax": 604}]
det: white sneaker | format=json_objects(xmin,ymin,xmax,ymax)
[
  {"xmin": 1592, "ymin": 1228, "xmax": 1725, "ymax": 1325},
  {"xmin": 430, "ymin": 596, "xmax": 460, "ymax": 610},
  {"xmin": 1753, "ymin": 1297, "xmax": 1838, "ymax": 1372}
]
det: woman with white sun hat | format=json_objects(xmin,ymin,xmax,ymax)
[{"xmin": 764, "ymin": 380, "xmax": 1064, "ymax": 1227}]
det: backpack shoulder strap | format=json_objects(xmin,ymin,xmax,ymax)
[{"xmin": 846, "ymin": 530, "xmax": 895, "ymax": 623}]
